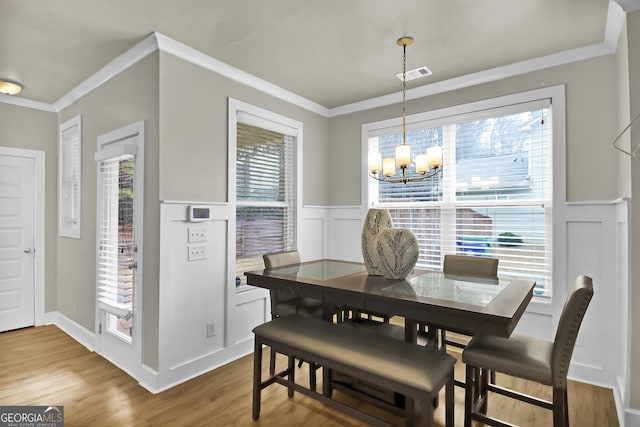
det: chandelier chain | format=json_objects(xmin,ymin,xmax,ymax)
[{"xmin": 402, "ymin": 42, "xmax": 407, "ymax": 146}]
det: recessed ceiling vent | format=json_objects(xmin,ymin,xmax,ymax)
[{"xmin": 396, "ymin": 66, "xmax": 433, "ymax": 81}]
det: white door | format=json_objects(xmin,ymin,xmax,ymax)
[
  {"xmin": 95, "ymin": 121, "xmax": 144, "ymax": 377},
  {"xmin": 0, "ymin": 155, "xmax": 35, "ymax": 332}
]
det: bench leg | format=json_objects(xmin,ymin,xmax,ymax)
[
  {"xmin": 406, "ymin": 397, "xmax": 432, "ymax": 427},
  {"xmin": 309, "ymin": 362, "xmax": 317, "ymax": 391},
  {"xmin": 287, "ymin": 354, "xmax": 295, "ymax": 398},
  {"xmin": 252, "ymin": 337, "xmax": 262, "ymax": 420}
]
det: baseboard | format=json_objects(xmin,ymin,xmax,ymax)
[
  {"xmin": 52, "ymin": 311, "xmax": 97, "ymax": 352},
  {"xmin": 48, "ymin": 310, "xmax": 257, "ymax": 395},
  {"xmin": 625, "ymin": 407, "xmax": 640, "ymax": 427},
  {"xmin": 40, "ymin": 311, "xmax": 57, "ymax": 326},
  {"xmin": 615, "ymin": 375, "xmax": 627, "ymax": 427},
  {"xmin": 144, "ymin": 339, "xmax": 255, "ymax": 394}
]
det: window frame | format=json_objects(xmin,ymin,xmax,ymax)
[
  {"xmin": 228, "ymin": 98, "xmax": 303, "ymax": 292},
  {"xmin": 58, "ymin": 114, "xmax": 82, "ymax": 238},
  {"xmin": 361, "ymin": 86, "xmax": 566, "ymax": 310}
]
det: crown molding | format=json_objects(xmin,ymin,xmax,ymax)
[
  {"xmin": 0, "ymin": 93, "xmax": 55, "ymax": 112},
  {"xmin": 329, "ymin": 42, "xmax": 614, "ymax": 117},
  {"xmin": 329, "ymin": 1, "xmax": 625, "ymax": 117},
  {"xmin": 154, "ymin": 33, "xmax": 329, "ymax": 117},
  {"xmin": 0, "ymin": 1, "xmax": 628, "ymax": 117},
  {"xmin": 52, "ymin": 33, "xmax": 159, "ymax": 112}
]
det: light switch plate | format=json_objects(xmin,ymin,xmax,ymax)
[
  {"xmin": 188, "ymin": 245, "xmax": 206, "ymax": 261},
  {"xmin": 188, "ymin": 227, "xmax": 206, "ymax": 243}
]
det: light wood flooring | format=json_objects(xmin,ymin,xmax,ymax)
[{"xmin": 0, "ymin": 325, "xmax": 619, "ymax": 426}]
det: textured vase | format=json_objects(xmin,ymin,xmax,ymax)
[
  {"xmin": 361, "ymin": 209, "xmax": 394, "ymax": 275},
  {"xmin": 376, "ymin": 228, "xmax": 419, "ymax": 279}
]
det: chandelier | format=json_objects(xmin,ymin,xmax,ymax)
[{"xmin": 368, "ymin": 36, "xmax": 442, "ymax": 184}]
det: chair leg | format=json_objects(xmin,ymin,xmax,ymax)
[
  {"xmin": 464, "ymin": 364, "xmax": 475, "ymax": 427},
  {"xmin": 269, "ymin": 349, "xmax": 276, "ymax": 375},
  {"xmin": 445, "ymin": 369, "xmax": 454, "ymax": 427},
  {"xmin": 479, "ymin": 368, "xmax": 489, "ymax": 414},
  {"xmin": 552, "ymin": 386, "xmax": 569, "ymax": 427},
  {"xmin": 252, "ymin": 338, "xmax": 262, "ymax": 420}
]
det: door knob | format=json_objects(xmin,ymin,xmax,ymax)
[{"xmin": 24, "ymin": 248, "xmax": 32, "ymax": 253}]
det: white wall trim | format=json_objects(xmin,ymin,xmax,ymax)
[
  {"xmin": 626, "ymin": 408, "xmax": 640, "ymax": 427},
  {"xmin": 51, "ymin": 311, "xmax": 96, "ymax": 352},
  {"xmin": 0, "ymin": 146, "xmax": 46, "ymax": 328},
  {"xmin": 155, "ymin": 33, "xmax": 329, "ymax": 117},
  {"xmin": 53, "ymin": 34, "xmax": 158, "ymax": 112},
  {"xmin": 0, "ymin": 2, "xmax": 626, "ymax": 117},
  {"xmin": 0, "ymin": 93, "xmax": 56, "ymax": 112}
]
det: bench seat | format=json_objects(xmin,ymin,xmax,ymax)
[{"xmin": 252, "ymin": 315, "xmax": 455, "ymax": 427}]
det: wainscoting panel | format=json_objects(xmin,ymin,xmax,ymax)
[
  {"xmin": 159, "ymin": 203, "xmax": 228, "ymax": 371},
  {"xmin": 299, "ymin": 206, "xmax": 328, "ymax": 260},
  {"xmin": 565, "ymin": 220, "xmax": 606, "ymax": 374},
  {"xmin": 327, "ymin": 207, "xmax": 364, "ymax": 262},
  {"xmin": 323, "ymin": 202, "xmax": 629, "ymax": 398},
  {"xmin": 233, "ymin": 288, "xmax": 269, "ymax": 347},
  {"xmin": 562, "ymin": 202, "xmax": 625, "ymax": 389}
]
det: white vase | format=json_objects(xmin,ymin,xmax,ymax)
[
  {"xmin": 376, "ymin": 228, "xmax": 419, "ymax": 280},
  {"xmin": 361, "ymin": 208, "xmax": 394, "ymax": 275}
]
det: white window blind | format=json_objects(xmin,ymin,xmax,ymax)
[
  {"xmin": 236, "ymin": 122, "xmax": 296, "ymax": 285},
  {"xmin": 96, "ymin": 154, "xmax": 135, "ymax": 320},
  {"xmin": 369, "ymin": 100, "xmax": 552, "ymax": 297},
  {"xmin": 59, "ymin": 115, "xmax": 82, "ymax": 238}
]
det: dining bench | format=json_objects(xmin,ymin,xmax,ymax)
[{"xmin": 252, "ymin": 315, "xmax": 456, "ymax": 427}]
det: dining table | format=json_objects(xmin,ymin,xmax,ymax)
[
  {"xmin": 245, "ymin": 258, "xmax": 535, "ymax": 417},
  {"xmin": 245, "ymin": 258, "xmax": 535, "ymax": 342}
]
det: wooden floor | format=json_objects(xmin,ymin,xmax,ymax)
[{"xmin": 0, "ymin": 325, "xmax": 619, "ymax": 426}]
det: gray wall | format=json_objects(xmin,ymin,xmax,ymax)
[
  {"xmin": 0, "ymin": 103, "xmax": 57, "ymax": 311},
  {"xmin": 626, "ymin": 9, "xmax": 640, "ymax": 412},
  {"xmin": 57, "ymin": 53, "xmax": 160, "ymax": 368},
  {"xmin": 158, "ymin": 52, "xmax": 329, "ymax": 205},
  {"xmin": 328, "ymin": 54, "xmax": 619, "ymax": 205}
]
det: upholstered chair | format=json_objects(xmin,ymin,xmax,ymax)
[
  {"xmin": 262, "ymin": 250, "xmax": 324, "ymax": 389},
  {"xmin": 462, "ymin": 275, "xmax": 594, "ymax": 427}
]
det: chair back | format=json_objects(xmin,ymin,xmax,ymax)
[
  {"xmin": 263, "ymin": 250, "xmax": 301, "ymax": 269},
  {"xmin": 551, "ymin": 275, "xmax": 594, "ymax": 387},
  {"xmin": 443, "ymin": 254, "xmax": 498, "ymax": 279}
]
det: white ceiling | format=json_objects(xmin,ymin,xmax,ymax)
[{"xmin": 1, "ymin": 0, "xmax": 639, "ymax": 111}]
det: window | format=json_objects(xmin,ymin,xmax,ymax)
[
  {"xmin": 366, "ymin": 94, "xmax": 554, "ymax": 297},
  {"xmin": 58, "ymin": 115, "xmax": 82, "ymax": 238},
  {"xmin": 230, "ymin": 100, "xmax": 300, "ymax": 289},
  {"xmin": 95, "ymin": 135, "xmax": 140, "ymax": 341}
]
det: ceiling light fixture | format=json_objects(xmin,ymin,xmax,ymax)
[
  {"xmin": 0, "ymin": 80, "xmax": 23, "ymax": 96},
  {"xmin": 368, "ymin": 37, "xmax": 442, "ymax": 184}
]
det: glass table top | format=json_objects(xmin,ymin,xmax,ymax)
[
  {"xmin": 383, "ymin": 271, "xmax": 510, "ymax": 306},
  {"xmin": 269, "ymin": 260, "xmax": 367, "ymax": 281}
]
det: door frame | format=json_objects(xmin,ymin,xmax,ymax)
[
  {"xmin": 93, "ymin": 121, "xmax": 145, "ymax": 379},
  {"xmin": 0, "ymin": 146, "xmax": 46, "ymax": 326}
]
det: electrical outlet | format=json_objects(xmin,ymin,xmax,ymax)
[
  {"xmin": 188, "ymin": 227, "xmax": 206, "ymax": 243},
  {"xmin": 206, "ymin": 321, "xmax": 216, "ymax": 337},
  {"xmin": 188, "ymin": 245, "xmax": 206, "ymax": 261}
]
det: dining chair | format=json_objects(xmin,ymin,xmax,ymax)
[
  {"xmin": 443, "ymin": 254, "xmax": 499, "ymax": 280},
  {"xmin": 439, "ymin": 254, "xmax": 499, "ymax": 351},
  {"xmin": 462, "ymin": 275, "xmax": 594, "ymax": 427},
  {"xmin": 262, "ymin": 250, "xmax": 324, "ymax": 389}
]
